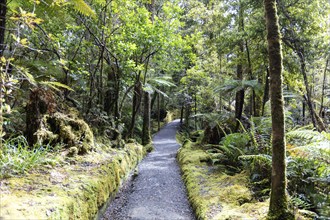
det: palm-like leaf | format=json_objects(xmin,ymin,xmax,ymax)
[
  {"xmin": 215, "ymin": 79, "xmax": 262, "ymax": 94},
  {"xmin": 69, "ymin": 0, "xmax": 96, "ymax": 17}
]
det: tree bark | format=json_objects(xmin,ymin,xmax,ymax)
[
  {"xmin": 319, "ymin": 58, "xmax": 328, "ymax": 118},
  {"xmin": 126, "ymin": 80, "xmax": 142, "ymax": 139},
  {"xmin": 0, "ymin": 0, "xmax": 6, "ymax": 149},
  {"xmin": 264, "ymin": 0, "xmax": 293, "ymax": 219},
  {"xmin": 180, "ymin": 104, "xmax": 184, "ymax": 124},
  {"xmin": 298, "ymin": 52, "xmax": 327, "ymax": 132},
  {"xmin": 0, "ymin": 0, "xmax": 6, "ymax": 56},
  {"xmin": 262, "ymin": 67, "xmax": 270, "ymax": 116},
  {"xmin": 235, "ymin": 2, "xmax": 245, "ymax": 131},
  {"xmin": 142, "ymin": 91, "xmax": 151, "ymax": 145},
  {"xmin": 157, "ymin": 93, "xmax": 161, "ymax": 131},
  {"xmin": 184, "ymin": 103, "xmax": 191, "ymax": 129}
]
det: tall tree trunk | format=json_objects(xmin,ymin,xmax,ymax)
[
  {"xmin": 264, "ymin": 0, "xmax": 293, "ymax": 219},
  {"xmin": 184, "ymin": 103, "xmax": 191, "ymax": 129},
  {"xmin": 0, "ymin": 0, "xmax": 6, "ymax": 56},
  {"xmin": 127, "ymin": 80, "xmax": 142, "ymax": 139},
  {"xmin": 302, "ymin": 101, "xmax": 306, "ymax": 125},
  {"xmin": 157, "ymin": 93, "xmax": 161, "ymax": 131},
  {"xmin": 180, "ymin": 104, "xmax": 184, "ymax": 124},
  {"xmin": 319, "ymin": 58, "xmax": 328, "ymax": 118},
  {"xmin": 147, "ymin": 0, "xmax": 155, "ymax": 22},
  {"xmin": 142, "ymin": 91, "xmax": 151, "ymax": 145},
  {"xmin": 245, "ymin": 40, "xmax": 257, "ymax": 116},
  {"xmin": 0, "ymin": 0, "xmax": 6, "ymax": 149},
  {"xmin": 235, "ymin": 2, "xmax": 245, "ymax": 131},
  {"xmin": 194, "ymin": 93, "xmax": 197, "ymax": 130},
  {"xmin": 262, "ymin": 67, "xmax": 270, "ymax": 116},
  {"xmin": 104, "ymin": 65, "xmax": 118, "ymax": 116},
  {"xmin": 298, "ymin": 53, "xmax": 327, "ymax": 132}
]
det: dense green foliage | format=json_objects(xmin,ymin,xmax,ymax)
[{"xmin": 0, "ymin": 0, "xmax": 329, "ymax": 218}]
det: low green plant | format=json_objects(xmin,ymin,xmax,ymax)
[
  {"xmin": 0, "ymin": 136, "xmax": 60, "ymax": 179},
  {"xmin": 206, "ymin": 133, "xmax": 250, "ymax": 171},
  {"xmin": 239, "ymin": 154, "xmax": 272, "ymax": 200}
]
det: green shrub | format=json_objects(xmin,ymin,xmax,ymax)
[{"xmin": 239, "ymin": 154, "xmax": 272, "ymax": 200}]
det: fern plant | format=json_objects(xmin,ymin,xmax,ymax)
[
  {"xmin": 239, "ymin": 154, "xmax": 272, "ymax": 200},
  {"xmin": 206, "ymin": 132, "xmax": 250, "ymax": 172}
]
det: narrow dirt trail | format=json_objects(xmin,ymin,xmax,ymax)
[{"xmin": 100, "ymin": 120, "xmax": 195, "ymax": 220}]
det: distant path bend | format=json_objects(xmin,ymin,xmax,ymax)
[{"xmin": 101, "ymin": 120, "xmax": 195, "ymax": 220}]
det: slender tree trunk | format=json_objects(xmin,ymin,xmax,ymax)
[
  {"xmin": 104, "ymin": 65, "xmax": 117, "ymax": 115},
  {"xmin": 302, "ymin": 101, "xmax": 306, "ymax": 125},
  {"xmin": 0, "ymin": 0, "xmax": 6, "ymax": 56},
  {"xmin": 147, "ymin": 0, "xmax": 155, "ymax": 22},
  {"xmin": 184, "ymin": 103, "xmax": 191, "ymax": 129},
  {"xmin": 262, "ymin": 67, "xmax": 270, "ymax": 116},
  {"xmin": 264, "ymin": 0, "xmax": 293, "ymax": 219},
  {"xmin": 150, "ymin": 92, "xmax": 157, "ymax": 111},
  {"xmin": 127, "ymin": 80, "xmax": 142, "ymax": 139},
  {"xmin": 0, "ymin": 0, "xmax": 6, "ymax": 149},
  {"xmin": 194, "ymin": 93, "xmax": 197, "ymax": 130},
  {"xmin": 319, "ymin": 58, "xmax": 328, "ymax": 117},
  {"xmin": 142, "ymin": 91, "xmax": 151, "ymax": 145},
  {"xmin": 235, "ymin": 2, "xmax": 245, "ymax": 131},
  {"xmin": 245, "ymin": 40, "xmax": 257, "ymax": 116},
  {"xmin": 180, "ymin": 104, "xmax": 184, "ymax": 124},
  {"xmin": 157, "ymin": 93, "xmax": 160, "ymax": 131},
  {"xmin": 298, "ymin": 53, "xmax": 326, "ymax": 131}
]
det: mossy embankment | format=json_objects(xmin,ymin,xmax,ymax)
[
  {"xmin": 177, "ymin": 139, "xmax": 269, "ymax": 220},
  {"xmin": 0, "ymin": 142, "xmax": 146, "ymax": 220}
]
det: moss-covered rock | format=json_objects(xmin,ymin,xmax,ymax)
[
  {"xmin": 0, "ymin": 142, "xmax": 145, "ymax": 219},
  {"xmin": 35, "ymin": 112, "xmax": 94, "ymax": 154}
]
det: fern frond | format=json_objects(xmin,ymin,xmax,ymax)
[
  {"xmin": 215, "ymin": 79, "xmax": 262, "ymax": 94},
  {"xmin": 148, "ymin": 76, "xmax": 176, "ymax": 87},
  {"xmin": 69, "ymin": 0, "xmax": 96, "ymax": 18},
  {"xmin": 287, "ymin": 129, "xmax": 327, "ymax": 142},
  {"xmin": 93, "ymin": 0, "xmax": 106, "ymax": 6},
  {"xmin": 239, "ymin": 154, "xmax": 272, "ymax": 172},
  {"xmin": 40, "ymin": 81, "xmax": 74, "ymax": 91}
]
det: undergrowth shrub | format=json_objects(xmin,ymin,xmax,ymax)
[
  {"xmin": 239, "ymin": 154, "xmax": 272, "ymax": 201},
  {"xmin": 206, "ymin": 133, "xmax": 250, "ymax": 173},
  {"xmin": 249, "ymin": 117, "xmax": 272, "ymax": 154},
  {"xmin": 0, "ymin": 136, "xmax": 60, "ymax": 179}
]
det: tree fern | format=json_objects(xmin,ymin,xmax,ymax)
[
  {"xmin": 287, "ymin": 129, "xmax": 328, "ymax": 142},
  {"xmin": 215, "ymin": 79, "xmax": 262, "ymax": 95},
  {"xmin": 69, "ymin": 0, "xmax": 96, "ymax": 17}
]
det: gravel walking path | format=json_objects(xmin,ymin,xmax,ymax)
[{"xmin": 100, "ymin": 120, "xmax": 195, "ymax": 220}]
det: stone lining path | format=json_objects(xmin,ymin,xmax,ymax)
[{"xmin": 100, "ymin": 120, "xmax": 195, "ymax": 220}]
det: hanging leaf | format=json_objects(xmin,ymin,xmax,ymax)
[
  {"xmin": 40, "ymin": 81, "xmax": 74, "ymax": 91},
  {"xmin": 69, "ymin": 0, "xmax": 96, "ymax": 18}
]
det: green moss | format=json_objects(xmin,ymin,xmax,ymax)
[
  {"xmin": 35, "ymin": 112, "xmax": 94, "ymax": 154},
  {"xmin": 0, "ymin": 142, "xmax": 144, "ymax": 219},
  {"xmin": 144, "ymin": 143, "xmax": 154, "ymax": 154},
  {"xmin": 177, "ymin": 140, "xmax": 269, "ymax": 220}
]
